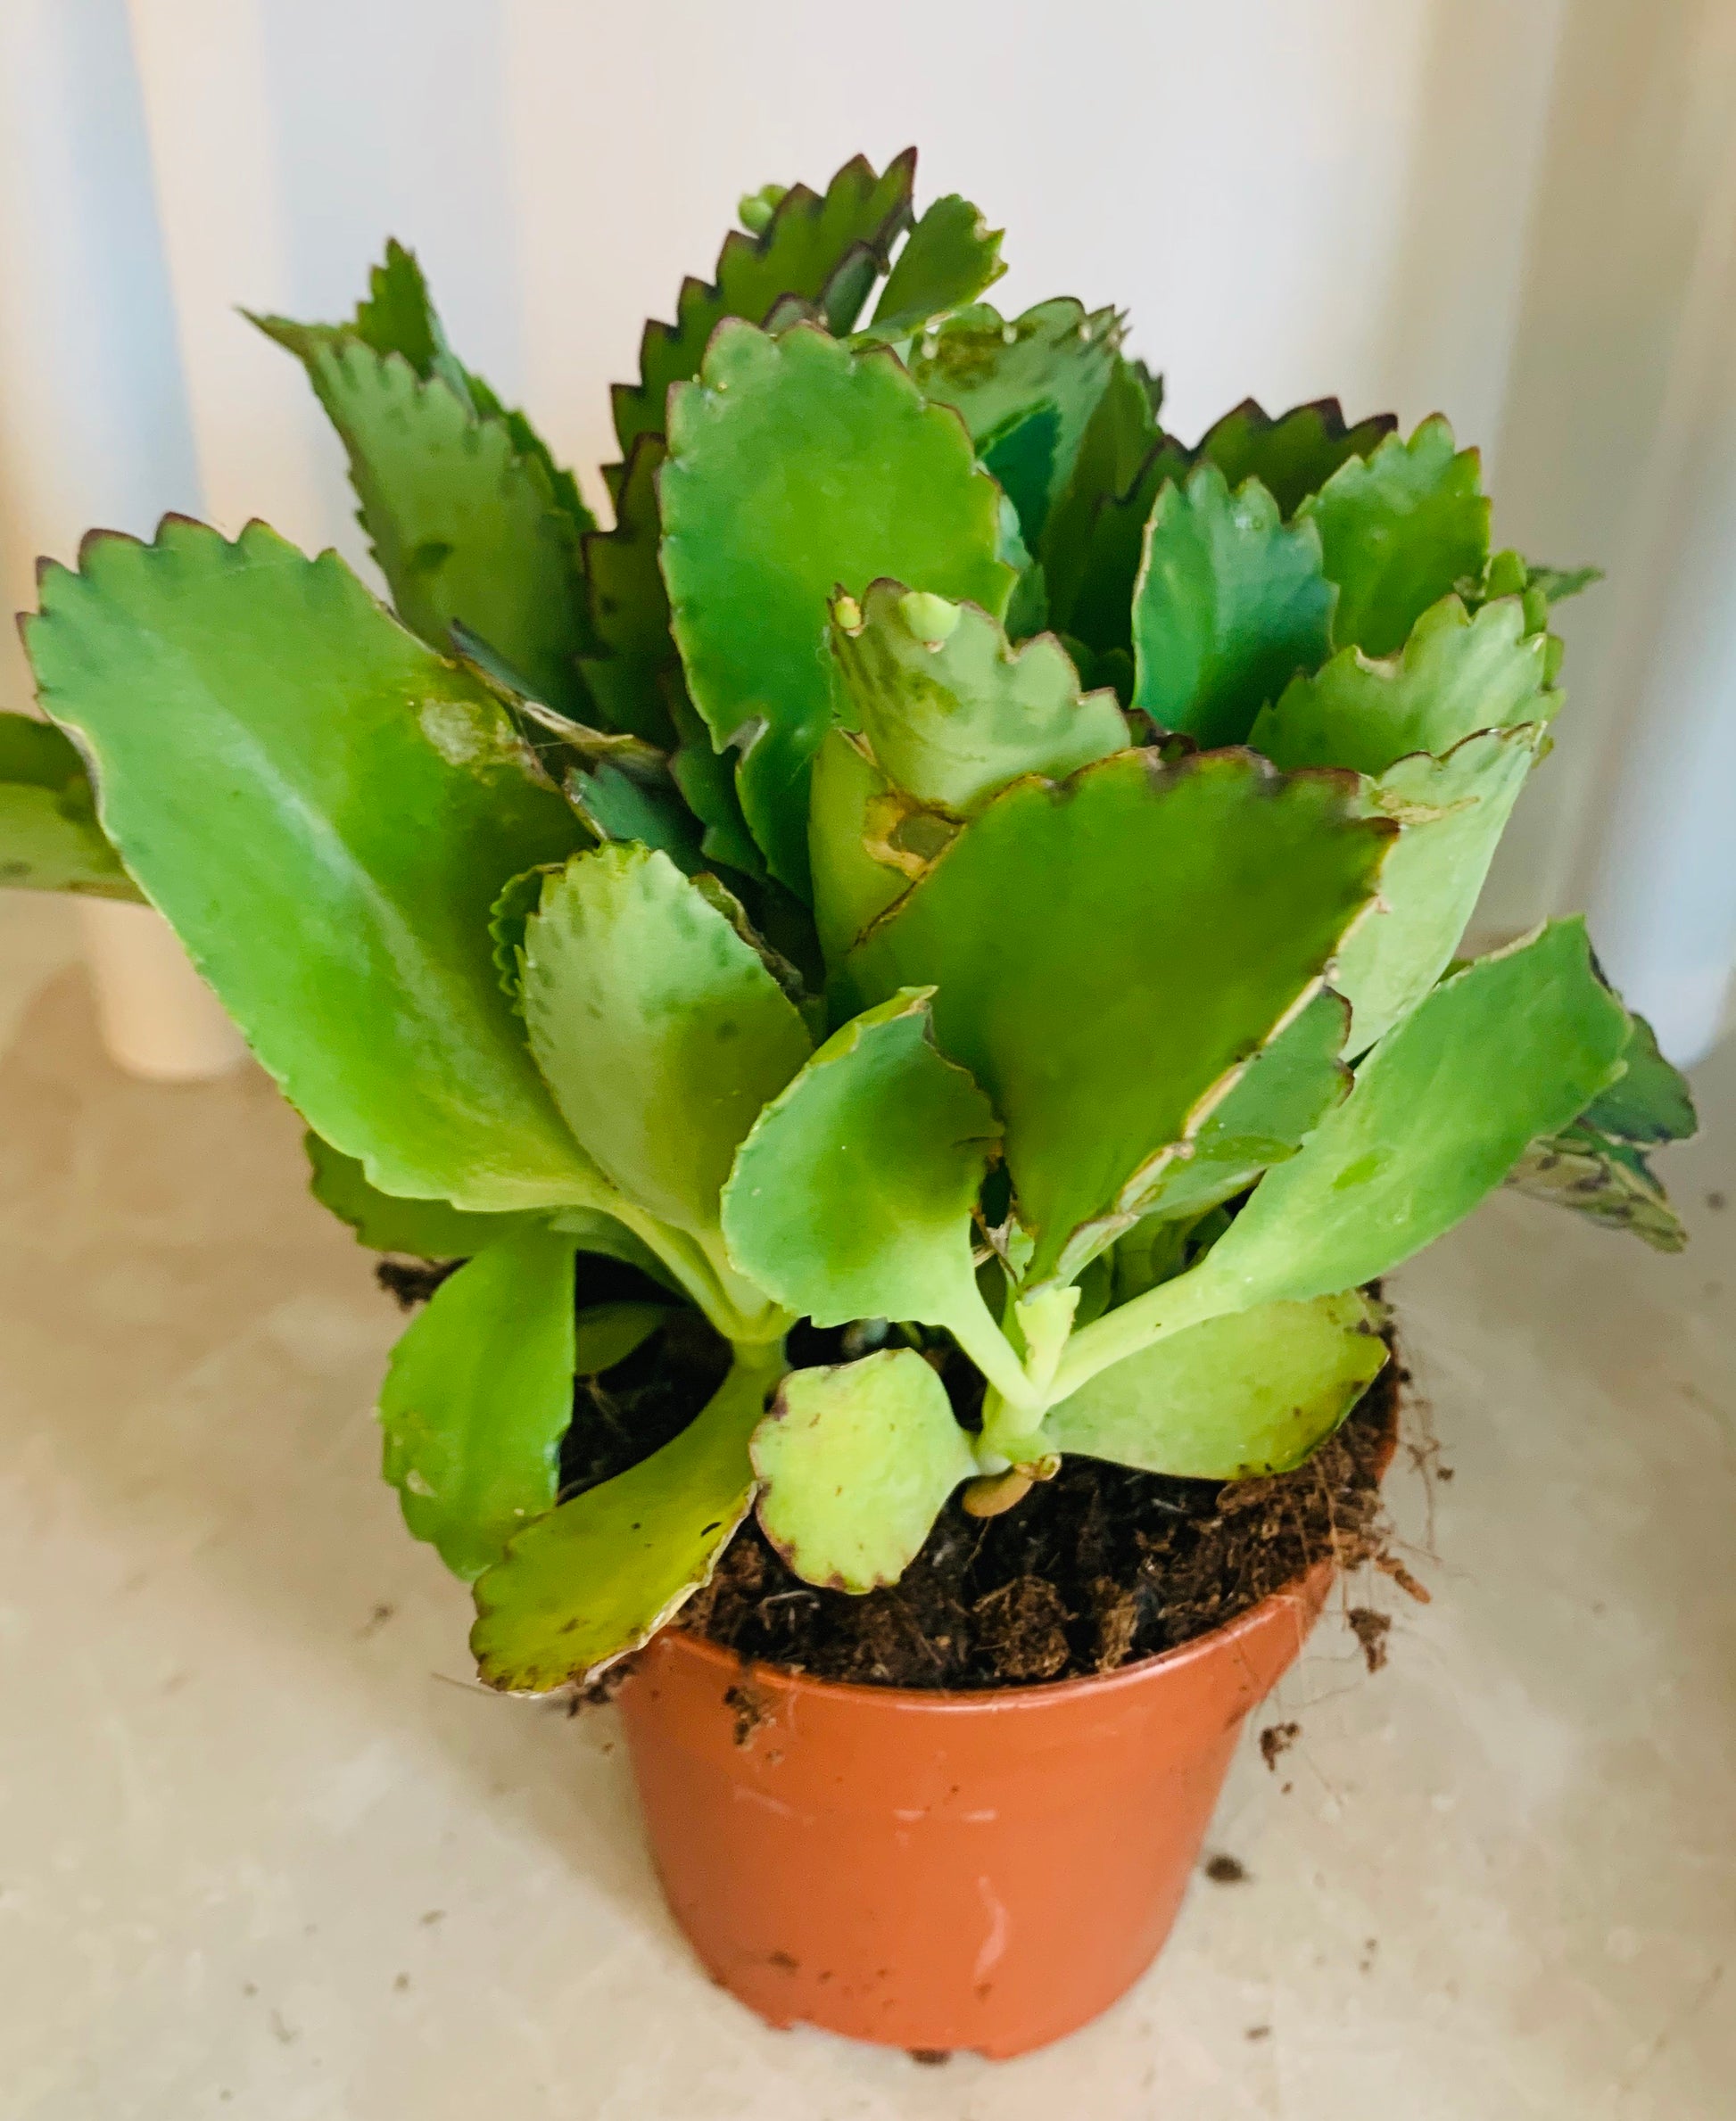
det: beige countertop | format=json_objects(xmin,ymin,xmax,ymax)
[{"xmin": 1, "ymin": 893, "xmax": 1732, "ymax": 2119}]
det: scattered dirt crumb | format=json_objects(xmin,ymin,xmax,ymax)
[
  {"xmin": 1347, "ymin": 1608, "xmax": 1392, "ymax": 1673},
  {"xmin": 375, "ymin": 1257, "xmax": 459, "ymax": 1309},
  {"xmin": 1375, "ymin": 1554, "xmax": 1432, "ymax": 1604},
  {"xmin": 1436, "ymin": 1465, "xmax": 1455, "ymax": 1482},
  {"xmin": 1260, "ymin": 1721, "xmax": 1301, "ymax": 1771},
  {"xmin": 1204, "ymin": 1853, "xmax": 1249, "ymax": 1885},
  {"xmin": 908, "ymin": 2048, "xmax": 953, "ymax": 2066},
  {"xmin": 356, "ymin": 1602, "xmax": 395, "ymax": 1640},
  {"xmin": 573, "ymin": 1657, "xmax": 635, "ymax": 1711},
  {"xmin": 393, "ymin": 1973, "xmax": 409, "ymax": 1993},
  {"xmin": 1245, "ymin": 2024, "xmax": 1272, "ymax": 2042},
  {"xmin": 1707, "ymin": 1191, "xmax": 1725, "ymax": 1212},
  {"xmin": 418, "ymin": 1909, "xmax": 445, "ymax": 1928},
  {"xmin": 724, "ymin": 1682, "xmax": 771, "ymax": 1747}
]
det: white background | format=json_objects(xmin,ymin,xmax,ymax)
[{"xmin": 2, "ymin": 0, "xmax": 1734, "ymax": 1056}]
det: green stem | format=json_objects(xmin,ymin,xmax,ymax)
[
  {"xmin": 944, "ymin": 1281, "xmax": 1045, "ymax": 1418},
  {"xmin": 1049, "ymin": 1259, "xmax": 1233, "ymax": 1401}
]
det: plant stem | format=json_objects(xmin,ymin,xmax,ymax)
[{"xmin": 1049, "ymin": 1259, "xmax": 1233, "ymax": 1401}]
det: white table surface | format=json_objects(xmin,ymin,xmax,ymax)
[{"xmin": 1, "ymin": 893, "xmax": 1732, "ymax": 2120}]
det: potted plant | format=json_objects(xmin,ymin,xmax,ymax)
[{"xmin": 2, "ymin": 148, "xmax": 1695, "ymax": 2059}]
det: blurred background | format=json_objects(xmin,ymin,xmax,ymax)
[{"xmin": 2, "ymin": 0, "xmax": 1736, "ymax": 1064}]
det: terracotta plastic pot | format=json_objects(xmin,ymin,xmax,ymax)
[{"xmin": 617, "ymin": 1558, "xmax": 1332, "ymax": 2058}]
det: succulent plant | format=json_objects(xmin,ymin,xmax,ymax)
[{"xmin": 4, "ymin": 149, "xmax": 1696, "ymax": 1690}]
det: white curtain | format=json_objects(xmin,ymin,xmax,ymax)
[{"xmin": 2, "ymin": 0, "xmax": 1732, "ymax": 1060}]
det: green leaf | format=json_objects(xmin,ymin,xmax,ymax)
[
  {"xmin": 523, "ymin": 845, "xmax": 811, "ymax": 1239},
  {"xmin": 830, "ymin": 582, "xmax": 1128, "ymax": 814},
  {"xmin": 576, "ymin": 434, "xmax": 678, "ymax": 747},
  {"xmin": 26, "ymin": 520, "xmax": 596, "ymax": 1212},
  {"xmin": 722, "ymin": 988, "xmax": 1001, "ymax": 1331},
  {"xmin": 1330, "ymin": 725, "xmax": 1543, "ymax": 1052},
  {"xmin": 869, "ymin": 194, "xmax": 1006, "ymax": 333},
  {"xmin": 611, "ymin": 149, "xmax": 916, "ymax": 459},
  {"xmin": 1506, "ymin": 1128, "xmax": 1687, "ymax": 1252},
  {"xmin": 1130, "ymin": 987, "xmax": 1352, "ymax": 1224},
  {"xmin": 752, "ymin": 1350, "xmax": 976, "ymax": 1591},
  {"xmin": 379, "ymin": 1226, "xmax": 579, "ymax": 1580},
  {"xmin": 252, "ymin": 326, "xmax": 592, "ymax": 720},
  {"xmin": 1062, "ymin": 434, "xmax": 1194, "ymax": 658},
  {"xmin": 660, "ymin": 322, "xmax": 1014, "ymax": 894},
  {"xmin": 1039, "ymin": 355, "xmax": 1163, "ymax": 629},
  {"xmin": 906, "ymin": 299, "xmax": 1122, "ymax": 544},
  {"xmin": 1129, "ymin": 465, "xmax": 1335, "ymax": 747},
  {"xmin": 1183, "ymin": 920, "xmax": 1631, "ymax": 1311},
  {"xmin": 573, "ymin": 1300, "xmax": 671, "ymax": 1374},
  {"xmin": 1297, "ymin": 417, "xmax": 1490, "ymax": 656},
  {"xmin": 1583, "ymin": 1008, "xmax": 1697, "ymax": 1144},
  {"xmin": 1525, "ymin": 562, "xmax": 1603, "ymax": 606},
  {"xmin": 665, "ymin": 673, "xmax": 765, "ymax": 879},
  {"xmin": 304, "ymin": 1129, "xmax": 539, "ymax": 1258},
  {"xmin": 846, "ymin": 750, "xmax": 1392, "ymax": 1283},
  {"xmin": 806, "ymin": 728, "xmax": 910, "ymax": 971},
  {"xmin": 470, "ymin": 1349, "xmax": 783, "ymax": 1689},
  {"xmin": 1193, "ymin": 398, "xmax": 1399, "ymax": 521},
  {"xmin": 566, "ymin": 760, "xmax": 706, "ymax": 874},
  {"xmin": 1043, "ymin": 1291, "xmax": 1387, "ymax": 1477},
  {"xmin": 1249, "ymin": 593, "xmax": 1552, "ymax": 776},
  {"xmin": 0, "ymin": 712, "xmax": 139, "ymax": 899}
]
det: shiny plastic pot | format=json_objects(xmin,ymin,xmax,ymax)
[{"xmin": 616, "ymin": 1559, "xmax": 1331, "ymax": 2057}]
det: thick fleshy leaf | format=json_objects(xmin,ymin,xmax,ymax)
[
  {"xmin": 379, "ymin": 1227, "xmax": 578, "ymax": 1580},
  {"xmin": 1298, "ymin": 417, "xmax": 1489, "ymax": 656},
  {"xmin": 1130, "ymin": 988, "xmax": 1352, "ymax": 1224},
  {"xmin": 846, "ymin": 749, "xmax": 1392, "ymax": 1283},
  {"xmin": 573, "ymin": 1300, "xmax": 671, "ymax": 1374},
  {"xmin": 1249, "ymin": 593, "xmax": 1552, "ymax": 776},
  {"xmin": 1043, "ymin": 1291, "xmax": 1387, "ymax": 1477},
  {"xmin": 1040, "ymin": 355, "xmax": 1164, "ymax": 629},
  {"xmin": 665, "ymin": 675, "xmax": 765, "ymax": 879},
  {"xmin": 25, "ymin": 520, "xmax": 595, "ymax": 1211},
  {"xmin": 1063, "ymin": 434, "xmax": 1194, "ymax": 657},
  {"xmin": 575, "ymin": 435, "xmax": 677, "ymax": 746},
  {"xmin": 1193, "ymin": 399, "xmax": 1399, "ymax": 521},
  {"xmin": 1525, "ymin": 562, "xmax": 1603, "ymax": 606},
  {"xmin": 0, "ymin": 713, "xmax": 139, "ymax": 898},
  {"xmin": 752, "ymin": 1351, "xmax": 977, "ymax": 1591},
  {"xmin": 522, "ymin": 845, "xmax": 811, "ymax": 1237},
  {"xmin": 1582, "ymin": 1009, "xmax": 1697, "ymax": 1144},
  {"xmin": 660, "ymin": 322, "xmax": 1014, "ymax": 893},
  {"xmin": 470, "ymin": 1349, "xmax": 783, "ymax": 1690},
  {"xmin": 807, "ymin": 729, "xmax": 910, "ymax": 970},
  {"xmin": 830, "ymin": 582, "xmax": 1128, "ymax": 815},
  {"xmin": 722, "ymin": 989, "xmax": 1001, "ymax": 1330},
  {"xmin": 869, "ymin": 194, "xmax": 1006, "ymax": 333},
  {"xmin": 1182, "ymin": 920, "xmax": 1631, "ymax": 1311},
  {"xmin": 1332, "ymin": 725, "xmax": 1542, "ymax": 1052},
  {"xmin": 566, "ymin": 759, "xmax": 706, "ymax": 874},
  {"xmin": 1057, "ymin": 921, "xmax": 1634, "ymax": 1399},
  {"xmin": 1130, "ymin": 465, "xmax": 1335, "ymax": 747},
  {"xmin": 907, "ymin": 299, "xmax": 1122, "ymax": 544},
  {"xmin": 611, "ymin": 149, "xmax": 916, "ymax": 458},
  {"xmin": 252, "ymin": 326, "xmax": 592, "ymax": 719},
  {"xmin": 1506, "ymin": 1128, "xmax": 1686, "ymax": 1252},
  {"xmin": 305, "ymin": 1130, "xmax": 539, "ymax": 1258}
]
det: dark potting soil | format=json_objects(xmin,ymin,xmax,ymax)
[{"xmin": 377, "ymin": 1257, "xmax": 1404, "ymax": 1693}]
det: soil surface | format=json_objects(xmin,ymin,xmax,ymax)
[{"xmin": 379, "ymin": 1259, "xmax": 1404, "ymax": 1692}]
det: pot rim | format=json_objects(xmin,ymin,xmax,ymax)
[{"xmin": 657, "ymin": 1554, "xmax": 1335, "ymax": 1717}]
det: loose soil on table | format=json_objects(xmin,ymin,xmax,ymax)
[{"xmin": 383, "ymin": 1258, "xmax": 1404, "ymax": 1693}]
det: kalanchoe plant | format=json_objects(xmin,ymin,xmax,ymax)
[{"xmin": 5, "ymin": 150, "xmax": 1695, "ymax": 1692}]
